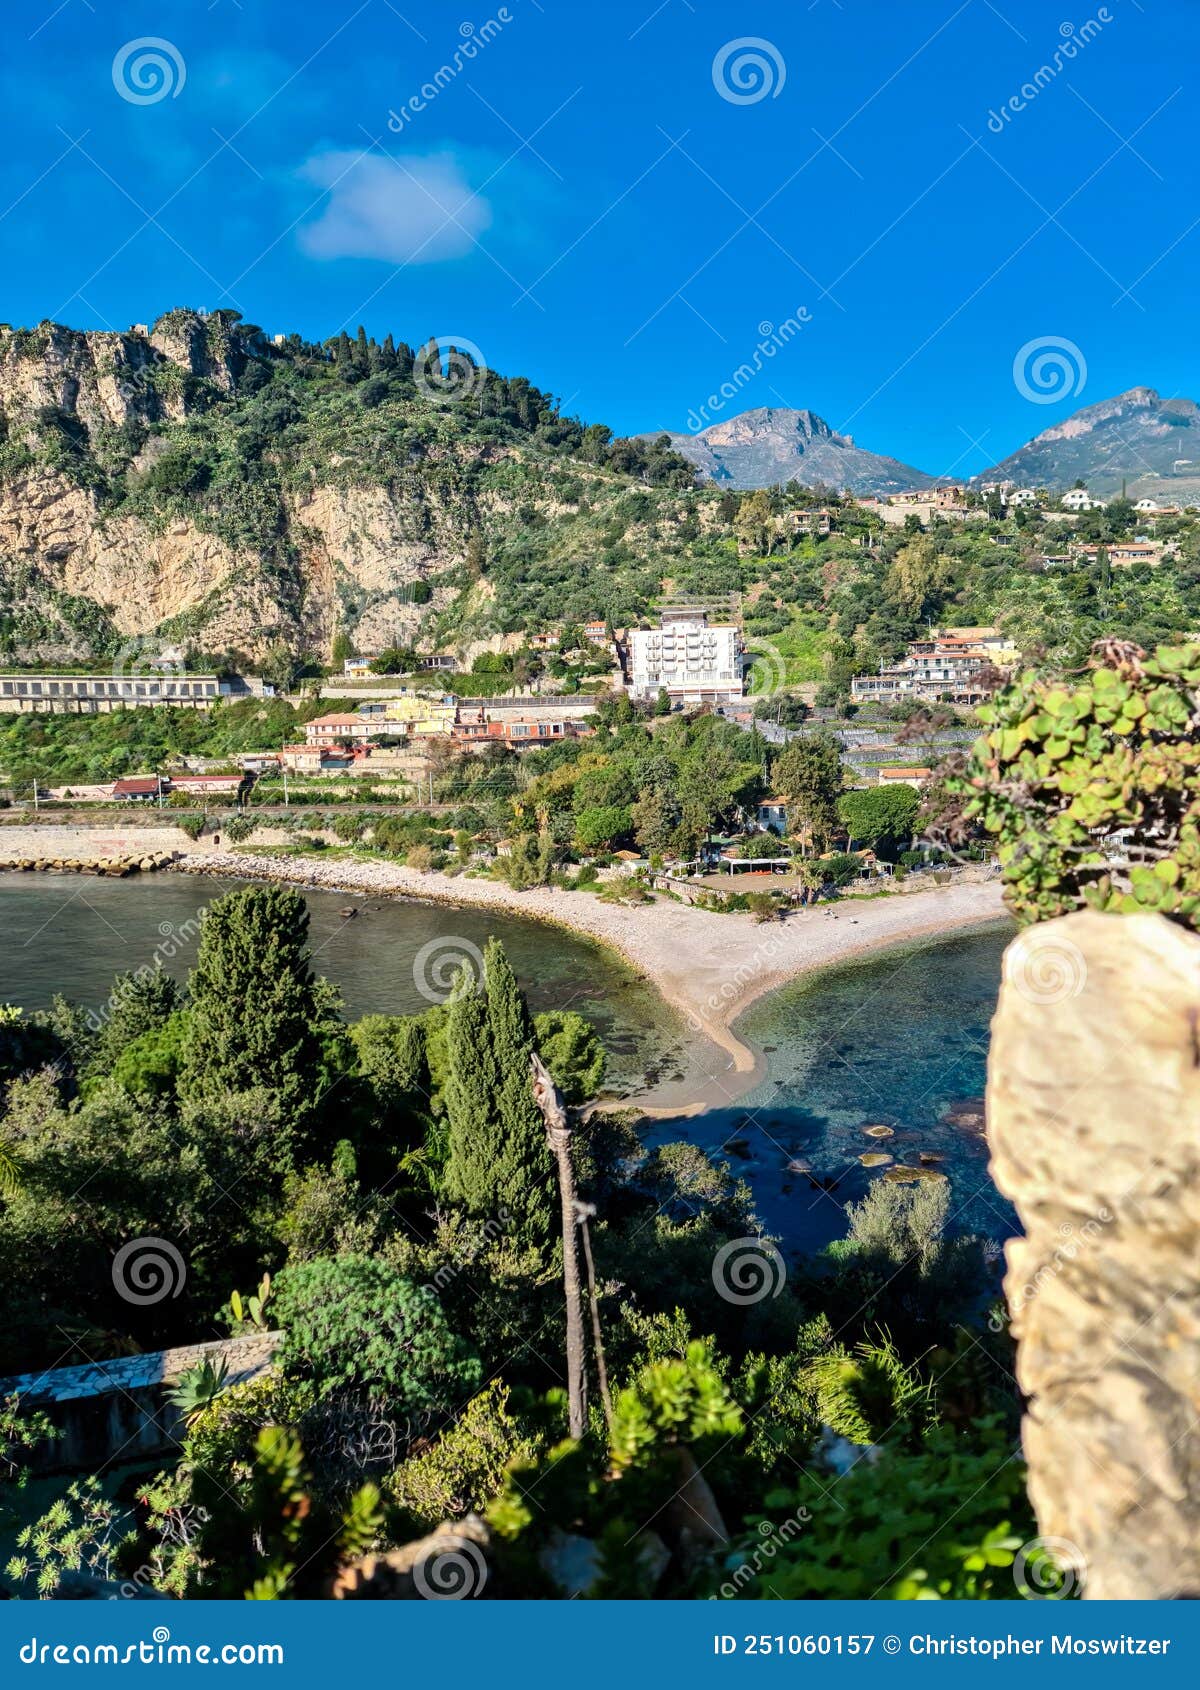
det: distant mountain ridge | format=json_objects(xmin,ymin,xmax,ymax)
[
  {"xmin": 971, "ymin": 387, "xmax": 1200, "ymax": 497},
  {"xmin": 637, "ymin": 406, "xmax": 942, "ymax": 495},
  {"xmin": 642, "ymin": 389, "xmax": 1200, "ymax": 500}
]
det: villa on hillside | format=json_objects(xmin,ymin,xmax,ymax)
[
  {"xmin": 112, "ymin": 775, "xmax": 168, "ymax": 802},
  {"xmin": 877, "ymin": 766, "xmax": 933, "ymax": 789},
  {"xmin": 850, "ymin": 627, "xmax": 1018, "ymax": 706},
  {"xmin": 280, "ymin": 744, "xmax": 356, "ymax": 774},
  {"xmin": 1073, "ymin": 540, "xmax": 1161, "ymax": 566},
  {"xmin": 304, "ymin": 712, "xmax": 387, "ymax": 746},
  {"xmin": 451, "ymin": 708, "xmax": 582, "ymax": 749},
  {"xmin": 756, "ymin": 797, "xmax": 790, "ymax": 834}
]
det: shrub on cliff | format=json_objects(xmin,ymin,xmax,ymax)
[
  {"xmin": 952, "ymin": 639, "xmax": 1200, "ymax": 927},
  {"xmin": 273, "ymin": 1254, "xmax": 480, "ymax": 1416}
]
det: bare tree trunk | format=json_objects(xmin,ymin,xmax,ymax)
[
  {"xmin": 531, "ymin": 1053, "xmax": 587, "ymax": 1440},
  {"xmin": 577, "ymin": 1204, "xmax": 613, "ymax": 1431}
]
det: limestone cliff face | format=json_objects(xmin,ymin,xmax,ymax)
[
  {"xmin": 0, "ymin": 465, "xmax": 470, "ymax": 659},
  {"xmin": 987, "ymin": 911, "xmax": 1200, "ymax": 1599},
  {"xmin": 0, "ymin": 313, "xmax": 475, "ymax": 661}
]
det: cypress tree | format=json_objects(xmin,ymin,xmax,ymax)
[
  {"xmin": 484, "ymin": 939, "xmax": 554, "ymax": 1241},
  {"xmin": 441, "ymin": 943, "xmax": 554, "ymax": 1244},
  {"xmin": 179, "ymin": 887, "xmax": 324, "ymax": 1137},
  {"xmin": 442, "ymin": 974, "xmax": 501, "ymax": 1212}
]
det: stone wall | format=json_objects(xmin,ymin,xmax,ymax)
[
  {"xmin": 0, "ymin": 1332, "xmax": 280, "ymax": 1474},
  {"xmin": 987, "ymin": 910, "xmax": 1200, "ymax": 1600}
]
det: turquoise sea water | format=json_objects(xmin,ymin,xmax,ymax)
[{"xmin": 646, "ymin": 925, "xmax": 1016, "ymax": 1254}]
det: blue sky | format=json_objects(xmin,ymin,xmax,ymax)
[{"xmin": 2, "ymin": 0, "xmax": 1195, "ymax": 474}]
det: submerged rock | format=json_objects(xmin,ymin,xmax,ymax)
[
  {"xmin": 862, "ymin": 1123, "xmax": 895, "ymax": 1139},
  {"xmin": 883, "ymin": 1164, "xmax": 947, "ymax": 1184},
  {"xmin": 859, "ymin": 1152, "xmax": 893, "ymax": 1168}
]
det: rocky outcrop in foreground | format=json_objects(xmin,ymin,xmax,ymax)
[{"xmin": 988, "ymin": 910, "xmax": 1200, "ymax": 1599}]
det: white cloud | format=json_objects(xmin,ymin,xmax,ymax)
[{"xmin": 297, "ymin": 149, "xmax": 492, "ymax": 264}]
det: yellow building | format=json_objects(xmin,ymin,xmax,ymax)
[{"xmin": 381, "ymin": 695, "xmax": 458, "ymax": 736}]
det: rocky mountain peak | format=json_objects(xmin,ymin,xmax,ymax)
[{"xmin": 636, "ymin": 405, "xmax": 935, "ymax": 494}]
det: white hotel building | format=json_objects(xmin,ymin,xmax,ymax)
[{"xmin": 627, "ymin": 610, "xmax": 745, "ymax": 705}]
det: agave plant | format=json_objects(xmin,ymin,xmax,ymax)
[{"xmin": 167, "ymin": 1357, "xmax": 230, "ymax": 1428}]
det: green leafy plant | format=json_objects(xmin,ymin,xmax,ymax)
[{"xmin": 953, "ymin": 640, "xmax": 1200, "ymax": 926}]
